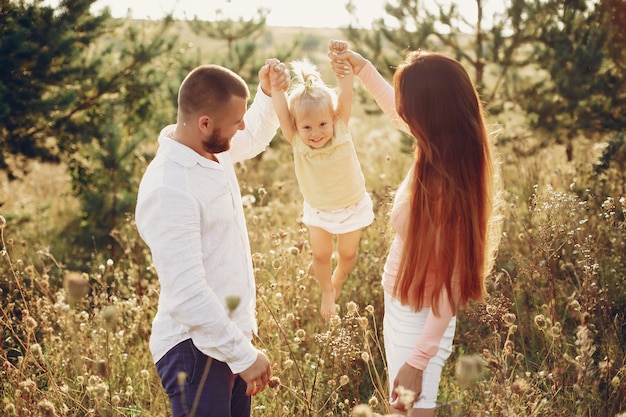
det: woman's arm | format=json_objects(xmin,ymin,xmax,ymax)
[{"xmin": 329, "ymin": 41, "xmax": 409, "ymax": 134}]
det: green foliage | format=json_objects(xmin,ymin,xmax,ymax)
[
  {"xmin": 0, "ymin": 0, "xmax": 110, "ymax": 175},
  {"xmin": 519, "ymin": 0, "xmax": 626, "ymax": 148}
]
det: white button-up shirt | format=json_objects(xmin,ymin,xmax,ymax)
[{"xmin": 135, "ymin": 90, "xmax": 278, "ymax": 373}]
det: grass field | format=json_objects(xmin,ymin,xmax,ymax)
[{"xmin": 1, "ymin": 21, "xmax": 625, "ymax": 417}]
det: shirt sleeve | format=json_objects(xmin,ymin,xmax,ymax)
[
  {"xmin": 229, "ymin": 87, "xmax": 280, "ymax": 163},
  {"xmin": 136, "ymin": 184, "xmax": 258, "ymax": 374},
  {"xmin": 355, "ymin": 61, "xmax": 411, "ymax": 135},
  {"xmin": 405, "ymin": 288, "xmax": 455, "ymax": 370}
]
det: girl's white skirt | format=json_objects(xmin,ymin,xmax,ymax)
[
  {"xmin": 383, "ymin": 292, "xmax": 456, "ymax": 409},
  {"xmin": 302, "ymin": 193, "xmax": 374, "ymax": 234}
]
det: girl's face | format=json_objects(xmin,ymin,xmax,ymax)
[{"xmin": 295, "ymin": 107, "xmax": 335, "ymax": 149}]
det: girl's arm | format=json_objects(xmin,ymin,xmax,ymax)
[
  {"xmin": 330, "ymin": 40, "xmax": 353, "ymax": 126},
  {"xmin": 269, "ymin": 63, "xmax": 296, "ymax": 144}
]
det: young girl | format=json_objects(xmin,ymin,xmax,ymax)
[
  {"xmin": 329, "ymin": 41, "xmax": 502, "ymax": 416},
  {"xmin": 269, "ymin": 42, "xmax": 374, "ymax": 320}
]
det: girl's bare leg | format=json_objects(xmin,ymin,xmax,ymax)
[
  {"xmin": 332, "ymin": 229, "xmax": 361, "ymax": 301},
  {"xmin": 309, "ymin": 226, "xmax": 335, "ymax": 320}
]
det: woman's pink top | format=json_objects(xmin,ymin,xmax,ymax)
[{"xmin": 356, "ymin": 61, "xmax": 455, "ymax": 371}]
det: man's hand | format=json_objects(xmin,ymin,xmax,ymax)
[
  {"xmin": 259, "ymin": 59, "xmax": 289, "ymax": 96},
  {"xmin": 239, "ymin": 350, "xmax": 272, "ymax": 396}
]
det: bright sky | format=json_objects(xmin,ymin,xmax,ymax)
[
  {"xmin": 84, "ymin": 0, "xmax": 503, "ymax": 29},
  {"xmin": 90, "ymin": 0, "xmax": 386, "ymax": 28}
]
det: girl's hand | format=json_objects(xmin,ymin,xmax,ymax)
[
  {"xmin": 269, "ymin": 62, "xmax": 288, "ymax": 91},
  {"xmin": 327, "ymin": 40, "xmax": 368, "ymax": 76}
]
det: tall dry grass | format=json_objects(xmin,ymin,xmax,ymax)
[{"xmin": 1, "ymin": 99, "xmax": 625, "ymax": 417}]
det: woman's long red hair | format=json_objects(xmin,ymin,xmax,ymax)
[{"xmin": 393, "ymin": 51, "xmax": 501, "ymax": 315}]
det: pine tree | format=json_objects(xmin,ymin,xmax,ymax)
[{"xmin": 519, "ymin": 0, "xmax": 626, "ymax": 160}]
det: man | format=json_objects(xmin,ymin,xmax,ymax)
[{"xmin": 135, "ymin": 59, "xmax": 289, "ymax": 417}]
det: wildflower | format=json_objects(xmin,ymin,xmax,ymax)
[
  {"xmin": 140, "ymin": 369, "xmax": 150, "ymax": 379},
  {"xmin": 225, "ymin": 295, "xmax": 241, "ymax": 312},
  {"xmin": 352, "ymin": 404, "xmax": 374, "ymax": 417},
  {"xmin": 361, "ymin": 352, "xmax": 370, "ymax": 362},
  {"xmin": 551, "ymin": 322, "xmax": 562, "ymax": 337},
  {"xmin": 30, "ymin": 343, "xmax": 43, "ymax": 358},
  {"xmin": 367, "ymin": 395, "xmax": 379, "ymax": 408},
  {"xmin": 288, "ymin": 246, "xmax": 300, "ymax": 255},
  {"xmin": 23, "ymin": 316, "xmax": 38, "ymax": 331},
  {"xmin": 0, "ymin": 215, "xmax": 6, "ymax": 229},
  {"xmin": 283, "ymin": 359, "xmax": 294, "ymax": 369},
  {"xmin": 177, "ymin": 371, "xmax": 187, "ymax": 386},
  {"xmin": 95, "ymin": 360, "xmax": 107, "ymax": 377},
  {"xmin": 485, "ymin": 304, "xmax": 496, "ymax": 315},
  {"xmin": 106, "ymin": 258, "xmax": 114, "ymax": 267},
  {"xmin": 511, "ymin": 377, "xmax": 531, "ymax": 395},
  {"xmin": 455, "ymin": 354, "xmax": 486, "ymax": 387},
  {"xmin": 357, "ymin": 316, "xmax": 368, "ymax": 330},
  {"xmin": 267, "ymin": 376, "xmax": 280, "ymax": 388},
  {"xmin": 611, "ymin": 376, "xmax": 620, "ymax": 389},
  {"xmin": 101, "ymin": 306, "xmax": 119, "ymax": 330},
  {"xmin": 346, "ymin": 301, "xmax": 358, "ymax": 315},
  {"xmin": 339, "ymin": 375, "xmax": 349, "ymax": 386},
  {"xmin": 503, "ymin": 313, "xmax": 516, "ymax": 326},
  {"xmin": 394, "ymin": 386, "xmax": 417, "ymax": 410},
  {"xmin": 64, "ymin": 271, "xmax": 90, "ymax": 305},
  {"xmin": 534, "ymin": 314, "xmax": 547, "ymax": 331},
  {"xmin": 37, "ymin": 399, "xmax": 56, "ymax": 417},
  {"xmin": 365, "ymin": 305, "xmax": 374, "ymax": 314},
  {"xmin": 258, "ymin": 187, "xmax": 267, "ymax": 198}
]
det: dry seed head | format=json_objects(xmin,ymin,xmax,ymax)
[
  {"xmin": 339, "ymin": 374, "xmax": 349, "ymax": 386},
  {"xmin": 37, "ymin": 399, "xmax": 56, "ymax": 417},
  {"xmin": 351, "ymin": 404, "xmax": 374, "ymax": 417},
  {"xmin": 367, "ymin": 396, "xmax": 379, "ymax": 408},
  {"xmin": 225, "ymin": 295, "xmax": 241, "ymax": 312},
  {"xmin": 0, "ymin": 215, "xmax": 6, "ymax": 230},
  {"xmin": 346, "ymin": 301, "xmax": 358, "ymax": 315},
  {"xmin": 268, "ymin": 376, "xmax": 280, "ymax": 388},
  {"xmin": 394, "ymin": 386, "xmax": 417, "ymax": 409},
  {"xmin": 534, "ymin": 314, "xmax": 547, "ymax": 330},
  {"xmin": 101, "ymin": 306, "xmax": 119, "ymax": 329},
  {"xmin": 503, "ymin": 313, "xmax": 516, "ymax": 326},
  {"xmin": 64, "ymin": 271, "xmax": 89, "ymax": 304},
  {"xmin": 177, "ymin": 371, "xmax": 187, "ymax": 386},
  {"xmin": 30, "ymin": 343, "xmax": 43, "ymax": 358}
]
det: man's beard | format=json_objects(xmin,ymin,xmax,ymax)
[{"xmin": 201, "ymin": 128, "xmax": 231, "ymax": 155}]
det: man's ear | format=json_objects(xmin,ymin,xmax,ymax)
[{"xmin": 198, "ymin": 115, "xmax": 213, "ymax": 133}]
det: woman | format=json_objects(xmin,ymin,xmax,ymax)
[{"xmin": 329, "ymin": 41, "xmax": 502, "ymax": 416}]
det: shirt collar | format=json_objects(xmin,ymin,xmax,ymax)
[{"xmin": 157, "ymin": 124, "xmax": 219, "ymax": 168}]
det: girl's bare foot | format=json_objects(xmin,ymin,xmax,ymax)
[{"xmin": 320, "ymin": 289, "xmax": 336, "ymax": 320}]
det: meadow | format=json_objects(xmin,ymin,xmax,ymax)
[{"xmin": 1, "ymin": 24, "xmax": 626, "ymax": 417}]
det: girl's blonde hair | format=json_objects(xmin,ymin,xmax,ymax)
[{"xmin": 287, "ymin": 59, "xmax": 337, "ymax": 124}]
